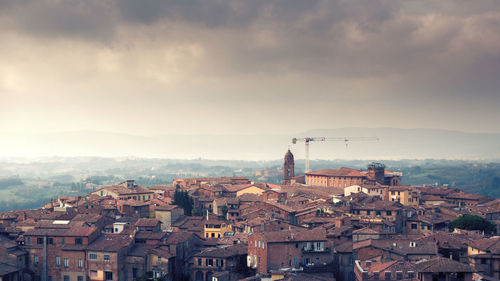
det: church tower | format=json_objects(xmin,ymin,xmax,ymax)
[{"xmin": 283, "ymin": 149, "xmax": 295, "ymax": 184}]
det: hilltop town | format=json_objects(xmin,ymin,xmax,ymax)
[{"xmin": 1, "ymin": 151, "xmax": 500, "ymax": 281}]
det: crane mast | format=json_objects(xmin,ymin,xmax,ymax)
[{"xmin": 291, "ymin": 136, "xmax": 379, "ymax": 172}]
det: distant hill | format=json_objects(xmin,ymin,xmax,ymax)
[{"xmin": 1, "ymin": 128, "xmax": 499, "ymax": 160}]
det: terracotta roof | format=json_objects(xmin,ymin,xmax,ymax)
[
  {"xmin": 135, "ymin": 232, "xmax": 167, "ymax": 240},
  {"xmin": 413, "ymin": 257, "xmax": 474, "ymax": 273},
  {"xmin": 149, "ymin": 246, "xmax": 174, "ymax": 258},
  {"xmin": 87, "ymin": 234, "xmax": 133, "ymax": 252},
  {"xmin": 260, "ymin": 228, "xmax": 327, "ymax": 243},
  {"xmin": 193, "ymin": 244, "xmax": 247, "ymax": 258},
  {"xmin": 366, "ymin": 260, "xmax": 416, "ymax": 280},
  {"xmin": 334, "ymin": 241, "xmax": 353, "ymax": 253},
  {"xmin": 166, "ymin": 231, "xmax": 195, "ymax": 244},
  {"xmin": 469, "ymin": 237, "xmax": 500, "ymax": 254},
  {"xmin": 353, "ymin": 227, "xmax": 381, "ymax": 235},
  {"xmin": 223, "ymin": 184, "xmax": 264, "ymax": 193},
  {"xmin": 421, "ymin": 195, "xmax": 445, "ymax": 202},
  {"xmin": 416, "ymin": 231, "xmax": 467, "ymax": 250},
  {"xmin": 155, "ymin": 205, "xmax": 182, "ymax": 211},
  {"xmin": 135, "ymin": 218, "xmax": 160, "ymax": 227}
]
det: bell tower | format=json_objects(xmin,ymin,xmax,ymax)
[{"xmin": 283, "ymin": 149, "xmax": 295, "ymax": 184}]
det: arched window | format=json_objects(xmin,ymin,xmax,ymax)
[
  {"xmin": 206, "ymin": 271, "xmax": 213, "ymax": 281},
  {"xmin": 195, "ymin": 271, "xmax": 203, "ymax": 281}
]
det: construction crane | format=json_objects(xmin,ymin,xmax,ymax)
[{"xmin": 291, "ymin": 137, "xmax": 379, "ymax": 172}]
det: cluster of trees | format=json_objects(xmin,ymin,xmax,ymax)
[
  {"xmin": 173, "ymin": 187, "xmax": 194, "ymax": 216},
  {"xmin": 448, "ymin": 214, "xmax": 497, "ymax": 235}
]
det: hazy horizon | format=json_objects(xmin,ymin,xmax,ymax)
[{"xmin": 1, "ymin": 127, "xmax": 499, "ymax": 161}]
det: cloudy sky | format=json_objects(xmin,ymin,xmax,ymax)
[{"xmin": 1, "ymin": 0, "xmax": 499, "ymax": 136}]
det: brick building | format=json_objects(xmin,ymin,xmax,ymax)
[
  {"xmin": 191, "ymin": 244, "xmax": 249, "ymax": 281},
  {"xmin": 248, "ymin": 228, "xmax": 332, "ymax": 275}
]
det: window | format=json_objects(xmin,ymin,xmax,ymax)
[
  {"xmin": 89, "ymin": 253, "xmax": 97, "ymax": 260},
  {"xmin": 206, "ymin": 259, "xmax": 213, "ymax": 266},
  {"xmin": 376, "ymin": 211, "xmax": 381, "ymax": 216},
  {"xmin": 48, "ymin": 238, "xmax": 54, "ymax": 244},
  {"xmin": 61, "ymin": 238, "xmax": 65, "ymax": 245},
  {"xmin": 104, "ymin": 254, "xmax": 110, "ymax": 261},
  {"xmin": 37, "ymin": 238, "xmax": 44, "ymax": 244},
  {"xmin": 78, "ymin": 258, "xmax": 83, "ymax": 268},
  {"xmin": 133, "ymin": 268, "xmax": 138, "ymax": 279},
  {"xmin": 56, "ymin": 256, "xmax": 61, "ymax": 266},
  {"xmin": 158, "ymin": 256, "xmax": 161, "ymax": 262},
  {"xmin": 366, "ymin": 210, "xmax": 371, "ymax": 215},
  {"xmin": 27, "ymin": 237, "xmax": 31, "ymax": 244},
  {"xmin": 386, "ymin": 211, "xmax": 392, "ymax": 216},
  {"xmin": 295, "ymin": 243, "xmax": 299, "ymax": 248},
  {"xmin": 63, "ymin": 275, "xmax": 69, "ymax": 281},
  {"xmin": 198, "ymin": 258, "xmax": 202, "ymax": 266},
  {"xmin": 75, "ymin": 238, "xmax": 82, "ymax": 245},
  {"xmin": 64, "ymin": 258, "xmax": 69, "ymax": 267},
  {"xmin": 411, "ymin": 223, "xmax": 417, "ymax": 229},
  {"xmin": 78, "ymin": 277, "xmax": 83, "ymax": 281},
  {"xmin": 105, "ymin": 271, "xmax": 113, "ymax": 281},
  {"xmin": 34, "ymin": 255, "xmax": 39, "ymax": 266}
]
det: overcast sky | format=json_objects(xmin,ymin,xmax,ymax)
[{"xmin": 1, "ymin": 0, "xmax": 499, "ymax": 136}]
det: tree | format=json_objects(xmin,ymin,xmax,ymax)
[
  {"xmin": 448, "ymin": 214, "xmax": 497, "ymax": 235},
  {"xmin": 172, "ymin": 188, "xmax": 194, "ymax": 216},
  {"xmin": 221, "ymin": 205, "xmax": 228, "ymax": 219}
]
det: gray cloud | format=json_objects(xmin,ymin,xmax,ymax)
[{"xmin": 0, "ymin": 0, "xmax": 499, "ymax": 136}]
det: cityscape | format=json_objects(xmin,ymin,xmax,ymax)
[{"xmin": 1, "ymin": 1, "xmax": 500, "ymax": 281}]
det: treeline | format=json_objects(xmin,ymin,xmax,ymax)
[
  {"xmin": 399, "ymin": 163, "xmax": 500, "ymax": 198},
  {"xmin": 0, "ymin": 176, "xmax": 23, "ymax": 190}
]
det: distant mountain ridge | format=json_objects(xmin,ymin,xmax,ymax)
[{"xmin": 1, "ymin": 128, "xmax": 499, "ymax": 160}]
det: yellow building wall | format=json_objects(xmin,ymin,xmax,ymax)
[
  {"xmin": 89, "ymin": 270, "xmax": 105, "ymax": 281},
  {"xmin": 204, "ymin": 223, "xmax": 233, "ymax": 238},
  {"xmin": 236, "ymin": 186, "xmax": 265, "ymax": 197}
]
